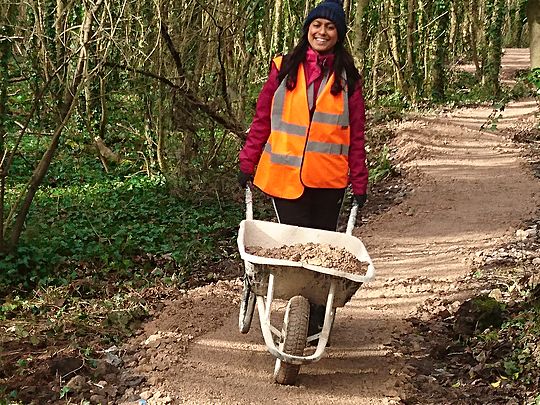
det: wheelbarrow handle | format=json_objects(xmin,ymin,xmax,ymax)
[
  {"xmin": 245, "ymin": 187, "xmax": 358, "ymax": 234},
  {"xmin": 245, "ymin": 186, "xmax": 253, "ymax": 221},
  {"xmin": 346, "ymin": 200, "xmax": 359, "ymax": 236}
]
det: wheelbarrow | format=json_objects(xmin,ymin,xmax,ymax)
[{"xmin": 237, "ymin": 187, "xmax": 375, "ymax": 385}]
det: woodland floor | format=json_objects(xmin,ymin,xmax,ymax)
[{"xmin": 5, "ymin": 49, "xmax": 540, "ymax": 405}]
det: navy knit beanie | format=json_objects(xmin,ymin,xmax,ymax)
[{"xmin": 303, "ymin": 0, "xmax": 347, "ymax": 42}]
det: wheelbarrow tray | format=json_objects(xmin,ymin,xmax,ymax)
[{"xmin": 237, "ymin": 219, "xmax": 375, "ymax": 307}]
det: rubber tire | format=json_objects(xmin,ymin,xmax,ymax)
[
  {"xmin": 239, "ymin": 277, "xmax": 255, "ymax": 334},
  {"xmin": 273, "ymin": 295, "xmax": 310, "ymax": 385}
]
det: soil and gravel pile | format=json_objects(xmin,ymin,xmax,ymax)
[{"xmin": 246, "ymin": 242, "xmax": 369, "ymax": 274}]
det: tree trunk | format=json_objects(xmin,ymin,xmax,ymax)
[
  {"xmin": 481, "ymin": 0, "xmax": 495, "ymax": 85},
  {"xmin": 431, "ymin": 0, "xmax": 450, "ymax": 100},
  {"xmin": 352, "ymin": 0, "xmax": 370, "ymax": 69},
  {"xmin": 405, "ymin": 0, "xmax": 417, "ymax": 101},
  {"xmin": 449, "ymin": 2, "xmax": 458, "ymax": 57},
  {"xmin": 9, "ymin": 0, "xmax": 105, "ymax": 247},
  {"xmin": 98, "ymin": 74, "xmax": 107, "ymax": 139},
  {"xmin": 304, "ymin": 0, "xmax": 313, "ymax": 19},
  {"xmin": 417, "ymin": 0, "xmax": 429, "ymax": 91},
  {"xmin": 484, "ymin": 0, "xmax": 506, "ymax": 95},
  {"xmin": 343, "ymin": 0, "xmax": 350, "ymax": 20},
  {"xmin": 528, "ymin": 0, "xmax": 540, "ymax": 68},
  {"xmin": 516, "ymin": 0, "xmax": 528, "ymax": 47},
  {"xmin": 282, "ymin": 2, "xmax": 292, "ymax": 54},
  {"xmin": 468, "ymin": 0, "xmax": 482, "ymax": 76},
  {"xmin": 371, "ymin": 35, "xmax": 382, "ymax": 98},
  {"xmin": 270, "ymin": 0, "xmax": 283, "ymax": 57},
  {"xmin": 386, "ymin": 0, "xmax": 405, "ymax": 93},
  {"xmin": 0, "ymin": 3, "xmax": 17, "ymax": 251}
]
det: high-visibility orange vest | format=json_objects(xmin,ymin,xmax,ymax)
[{"xmin": 253, "ymin": 56, "xmax": 350, "ymax": 199}]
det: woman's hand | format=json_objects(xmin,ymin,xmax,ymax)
[
  {"xmin": 353, "ymin": 194, "xmax": 367, "ymax": 208},
  {"xmin": 238, "ymin": 171, "xmax": 253, "ymax": 189}
]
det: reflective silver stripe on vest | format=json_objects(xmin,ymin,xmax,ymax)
[
  {"xmin": 307, "ymin": 69, "xmax": 330, "ymax": 111},
  {"xmin": 263, "ymin": 143, "xmax": 303, "ymax": 167},
  {"xmin": 307, "ymin": 82, "xmax": 315, "ymax": 111},
  {"xmin": 271, "ymin": 80, "xmax": 308, "ymax": 136},
  {"xmin": 306, "ymin": 141, "xmax": 349, "ymax": 156},
  {"xmin": 312, "ymin": 77, "xmax": 349, "ymax": 127},
  {"xmin": 312, "ymin": 110, "xmax": 349, "ymax": 126},
  {"xmin": 318, "ymin": 71, "xmax": 330, "ymax": 99}
]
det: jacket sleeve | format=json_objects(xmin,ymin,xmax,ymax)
[
  {"xmin": 239, "ymin": 62, "xmax": 280, "ymax": 175},
  {"xmin": 348, "ymin": 82, "xmax": 369, "ymax": 195}
]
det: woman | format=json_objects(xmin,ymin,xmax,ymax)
[
  {"xmin": 238, "ymin": 0, "xmax": 368, "ymax": 337},
  {"xmin": 239, "ymin": 0, "xmax": 368, "ymax": 230}
]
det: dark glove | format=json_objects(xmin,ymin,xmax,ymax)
[
  {"xmin": 237, "ymin": 171, "xmax": 253, "ymax": 189},
  {"xmin": 353, "ymin": 194, "xmax": 367, "ymax": 208}
]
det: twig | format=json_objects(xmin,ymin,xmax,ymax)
[{"xmin": 60, "ymin": 357, "xmax": 85, "ymax": 382}]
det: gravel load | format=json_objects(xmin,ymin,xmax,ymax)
[{"xmin": 245, "ymin": 242, "xmax": 368, "ymax": 275}]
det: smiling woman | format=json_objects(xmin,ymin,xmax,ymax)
[{"xmin": 238, "ymin": 0, "xmax": 368, "ymax": 346}]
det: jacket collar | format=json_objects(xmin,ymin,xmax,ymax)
[
  {"xmin": 306, "ymin": 47, "xmax": 335, "ymax": 71},
  {"xmin": 304, "ymin": 47, "xmax": 334, "ymax": 86}
]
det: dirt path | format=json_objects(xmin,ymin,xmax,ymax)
[{"xmin": 119, "ymin": 49, "xmax": 540, "ymax": 405}]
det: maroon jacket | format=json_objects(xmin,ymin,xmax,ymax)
[{"xmin": 239, "ymin": 47, "xmax": 368, "ymax": 195}]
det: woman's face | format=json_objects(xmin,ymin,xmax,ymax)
[{"xmin": 307, "ymin": 18, "xmax": 338, "ymax": 54}]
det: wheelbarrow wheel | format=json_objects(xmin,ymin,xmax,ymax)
[
  {"xmin": 239, "ymin": 276, "xmax": 255, "ymax": 334},
  {"xmin": 273, "ymin": 295, "xmax": 309, "ymax": 385}
]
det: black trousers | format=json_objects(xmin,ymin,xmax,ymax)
[{"xmin": 272, "ymin": 187, "xmax": 345, "ymax": 231}]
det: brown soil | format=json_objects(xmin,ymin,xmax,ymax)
[{"xmin": 245, "ymin": 243, "xmax": 369, "ymax": 275}]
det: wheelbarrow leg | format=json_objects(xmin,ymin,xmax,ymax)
[
  {"xmin": 308, "ymin": 303, "xmax": 335, "ymax": 347},
  {"xmin": 306, "ymin": 281, "xmax": 337, "ymax": 350}
]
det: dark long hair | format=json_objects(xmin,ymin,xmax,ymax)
[{"xmin": 277, "ymin": 33, "xmax": 361, "ymax": 95}]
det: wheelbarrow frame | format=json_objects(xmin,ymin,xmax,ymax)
[{"xmin": 237, "ymin": 188, "xmax": 375, "ymax": 367}]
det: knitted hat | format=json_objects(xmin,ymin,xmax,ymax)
[{"xmin": 303, "ymin": 0, "xmax": 346, "ymax": 42}]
